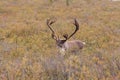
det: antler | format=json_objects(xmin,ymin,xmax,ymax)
[
  {"xmin": 47, "ymin": 18, "xmax": 58, "ymax": 41},
  {"xmin": 64, "ymin": 19, "xmax": 79, "ymax": 40}
]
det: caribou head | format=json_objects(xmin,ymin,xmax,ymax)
[{"xmin": 47, "ymin": 18, "xmax": 85, "ymax": 52}]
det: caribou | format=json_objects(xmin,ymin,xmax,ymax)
[{"xmin": 47, "ymin": 18, "xmax": 85, "ymax": 53}]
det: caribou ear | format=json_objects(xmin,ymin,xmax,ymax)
[{"xmin": 63, "ymin": 34, "xmax": 68, "ymax": 40}]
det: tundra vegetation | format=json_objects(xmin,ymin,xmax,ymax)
[{"xmin": 0, "ymin": 0, "xmax": 120, "ymax": 80}]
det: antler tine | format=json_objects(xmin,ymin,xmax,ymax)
[
  {"xmin": 47, "ymin": 18, "xmax": 58, "ymax": 41},
  {"xmin": 66, "ymin": 19, "xmax": 79, "ymax": 40},
  {"xmin": 73, "ymin": 19, "xmax": 79, "ymax": 30},
  {"xmin": 47, "ymin": 18, "xmax": 56, "ymax": 33}
]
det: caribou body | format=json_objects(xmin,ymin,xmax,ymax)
[{"xmin": 47, "ymin": 18, "xmax": 85, "ymax": 53}]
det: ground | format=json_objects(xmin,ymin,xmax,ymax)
[{"xmin": 0, "ymin": 0, "xmax": 120, "ymax": 80}]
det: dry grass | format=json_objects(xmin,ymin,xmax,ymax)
[{"xmin": 0, "ymin": 0, "xmax": 120, "ymax": 80}]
